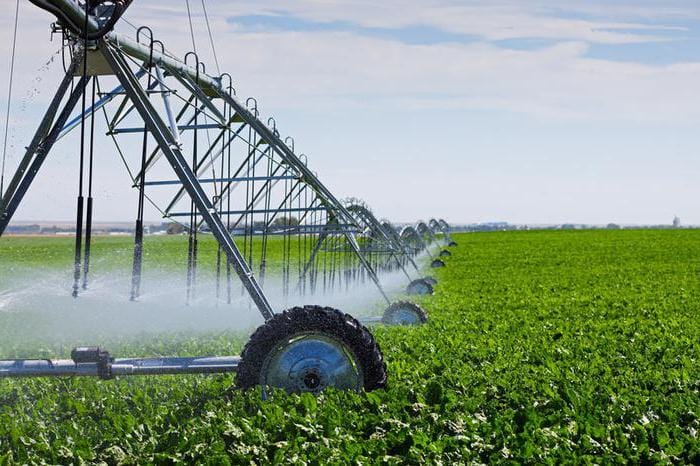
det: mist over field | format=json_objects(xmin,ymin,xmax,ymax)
[
  {"xmin": 1, "ymin": 230, "xmax": 699, "ymax": 463},
  {"xmin": 1, "ymin": 0, "xmax": 699, "ymax": 463},
  {"xmin": 0, "ymin": 236, "xmax": 429, "ymax": 349}
]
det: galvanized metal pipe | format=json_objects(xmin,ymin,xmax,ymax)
[
  {"xmin": 0, "ymin": 356, "xmax": 240, "ymax": 378},
  {"xmin": 169, "ymin": 206, "xmax": 330, "ymax": 218},
  {"xmin": 58, "ymin": 69, "xmax": 147, "ymax": 141},
  {"xmin": 143, "ymin": 175, "xmax": 298, "ymax": 187},
  {"xmin": 358, "ymin": 316, "xmax": 383, "ymax": 324},
  {"xmin": 155, "ymin": 65, "xmax": 181, "ymax": 144}
]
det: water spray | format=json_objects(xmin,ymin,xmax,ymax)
[{"xmin": 0, "ymin": 0, "xmax": 456, "ymax": 395}]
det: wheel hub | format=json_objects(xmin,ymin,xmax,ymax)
[
  {"xmin": 424, "ymin": 277, "xmax": 438, "ymax": 286},
  {"xmin": 261, "ymin": 334, "xmax": 363, "ymax": 394},
  {"xmin": 387, "ymin": 307, "xmax": 421, "ymax": 325},
  {"xmin": 407, "ymin": 280, "xmax": 432, "ymax": 296},
  {"xmin": 302, "ymin": 371, "xmax": 322, "ymax": 390}
]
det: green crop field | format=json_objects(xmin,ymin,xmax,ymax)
[
  {"xmin": 0, "ymin": 230, "xmax": 699, "ymax": 464},
  {"xmin": 0, "ymin": 234, "xmax": 343, "ymax": 274}
]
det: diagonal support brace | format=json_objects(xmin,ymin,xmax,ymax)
[{"xmin": 101, "ymin": 43, "xmax": 275, "ymax": 321}]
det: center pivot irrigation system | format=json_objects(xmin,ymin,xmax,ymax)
[{"xmin": 0, "ymin": 0, "xmax": 455, "ymax": 394}]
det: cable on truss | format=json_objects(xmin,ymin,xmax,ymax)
[
  {"xmin": 1, "ymin": 0, "xmax": 20, "ymax": 199},
  {"xmin": 201, "ymin": 0, "xmax": 221, "ymax": 75}
]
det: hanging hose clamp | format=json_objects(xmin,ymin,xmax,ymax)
[
  {"xmin": 71, "ymin": 347, "xmax": 114, "ymax": 380},
  {"xmin": 97, "ymin": 354, "xmax": 113, "ymax": 380},
  {"xmin": 50, "ymin": 22, "xmax": 64, "ymax": 39}
]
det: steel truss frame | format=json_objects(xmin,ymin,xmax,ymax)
[
  {"xmin": 0, "ymin": 0, "xmax": 453, "ymax": 382},
  {"xmin": 0, "ymin": 8, "xmax": 394, "ymax": 318},
  {"xmin": 343, "ymin": 199, "xmax": 421, "ymax": 280}
]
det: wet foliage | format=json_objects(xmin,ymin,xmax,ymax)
[{"xmin": 0, "ymin": 230, "xmax": 699, "ymax": 463}]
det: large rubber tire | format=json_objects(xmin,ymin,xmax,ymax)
[
  {"xmin": 431, "ymin": 259, "xmax": 446, "ymax": 268},
  {"xmin": 382, "ymin": 301, "xmax": 428, "ymax": 326},
  {"xmin": 448, "ymin": 241, "xmax": 458, "ymax": 247},
  {"xmin": 237, "ymin": 306, "xmax": 387, "ymax": 393},
  {"xmin": 439, "ymin": 249, "xmax": 452, "ymax": 257},
  {"xmin": 423, "ymin": 276, "xmax": 438, "ymax": 286},
  {"xmin": 406, "ymin": 278, "xmax": 434, "ymax": 296}
]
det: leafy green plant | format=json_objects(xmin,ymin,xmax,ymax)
[{"xmin": 0, "ymin": 230, "xmax": 698, "ymax": 463}]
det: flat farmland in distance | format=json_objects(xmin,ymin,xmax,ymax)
[{"xmin": 0, "ymin": 230, "xmax": 698, "ymax": 463}]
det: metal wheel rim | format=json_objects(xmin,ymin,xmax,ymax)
[
  {"xmin": 260, "ymin": 333, "xmax": 363, "ymax": 394},
  {"xmin": 387, "ymin": 307, "xmax": 422, "ymax": 325},
  {"xmin": 408, "ymin": 281, "xmax": 432, "ymax": 295}
]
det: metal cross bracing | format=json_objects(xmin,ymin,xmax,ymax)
[
  {"xmin": 395, "ymin": 219, "xmax": 453, "ymax": 256},
  {"xmin": 399, "ymin": 225, "xmax": 427, "ymax": 254},
  {"xmin": 429, "ymin": 218, "xmax": 455, "ymax": 246},
  {"xmin": 438, "ymin": 219, "xmax": 459, "ymax": 247},
  {"xmin": 414, "ymin": 219, "xmax": 455, "ymax": 267},
  {"xmin": 0, "ymin": 10, "xmax": 391, "ymax": 317},
  {"xmin": 381, "ymin": 219, "xmax": 429, "ymax": 263},
  {"xmin": 0, "ymin": 0, "xmax": 449, "ymax": 392},
  {"xmin": 107, "ymin": 55, "xmax": 396, "ymax": 308},
  {"xmin": 308, "ymin": 200, "xmax": 456, "ymax": 296},
  {"xmin": 339, "ymin": 199, "xmax": 436, "ymax": 296},
  {"xmin": 402, "ymin": 224, "xmax": 437, "ymax": 257},
  {"xmin": 417, "ymin": 221, "xmax": 440, "ymax": 247}
]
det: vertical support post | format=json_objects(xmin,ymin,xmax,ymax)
[
  {"xmin": 102, "ymin": 44, "xmax": 276, "ymax": 320},
  {"xmin": 130, "ymin": 41, "xmax": 155, "ymax": 302},
  {"xmin": 82, "ymin": 197, "xmax": 93, "ymax": 287},
  {"xmin": 72, "ymin": 39, "xmax": 92, "ymax": 298},
  {"xmin": 211, "ymin": 87, "xmax": 392, "ymax": 303},
  {"xmin": 82, "ymin": 77, "xmax": 97, "ymax": 290},
  {"xmin": 71, "ymin": 195, "xmax": 85, "ymax": 298},
  {"xmin": 155, "ymin": 66, "xmax": 181, "ymax": 143}
]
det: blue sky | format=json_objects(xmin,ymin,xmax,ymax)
[
  {"xmin": 1, "ymin": 0, "xmax": 699, "ymax": 225},
  {"xmin": 226, "ymin": 10, "xmax": 700, "ymax": 64}
]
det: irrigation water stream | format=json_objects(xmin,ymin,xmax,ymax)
[{"xmin": 0, "ymin": 253, "xmax": 426, "ymax": 347}]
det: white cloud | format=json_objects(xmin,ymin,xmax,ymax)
[
  {"xmin": 100, "ymin": 26, "xmax": 698, "ymax": 123},
  {"xmin": 2, "ymin": 1, "xmax": 700, "ymax": 224},
  {"xmin": 6, "ymin": 1, "xmax": 699, "ymax": 122},
  {"xmin": 184, "ymin": 0, "xmax": 685, "ymax": 44}
]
